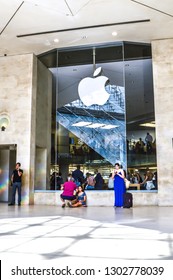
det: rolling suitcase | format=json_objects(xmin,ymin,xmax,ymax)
[{"xmin": 123, "ymin": 192, "xmax": 133, "ymax": 208}]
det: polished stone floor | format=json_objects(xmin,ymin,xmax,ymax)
[{"xmin": 0, "ymin": 203, "xmax": 173, "ymax": 264}]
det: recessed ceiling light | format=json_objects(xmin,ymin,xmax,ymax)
[
  {"xmin": 54, "ymin": 38, "xmax": 59, "ymax": 43},
  {"xmin": 100, "ymin": 124, "xmax": 119, "ymax": 129},
  {"xmin": 112, "ymin": 31, "xmax": 118, "ymax": 36},
  {"xmin": 139, "ymin": 122, "xmax": 155, "ymax": 128},
  {"xmin": 72, "ymin": 121, "xmax": 91, "ymax": 127},
  {"xmin": 86, "ymin": 123, "xmax": 104, "ymax": 128}
]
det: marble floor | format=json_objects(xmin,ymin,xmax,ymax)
[{"xmin": 0, "ymin": 203, "xmax": 173, "ymax": 263}]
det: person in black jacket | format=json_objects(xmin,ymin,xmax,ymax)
[
  {"xmin": 72, "ymin": 165, "xmax": 84, "ymax": 187},
  {"xmin": 94, "ymin": 169, "xmax": 103, "ymax": 190}
]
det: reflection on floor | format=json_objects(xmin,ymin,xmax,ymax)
[{"xmin": 0, "ymin": 204, "xmax": 173, "ymax": 261}]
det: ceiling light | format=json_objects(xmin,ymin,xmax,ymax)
[
  {"xmin": 54, "ymin": 38, "xmax": 59, "ymax": 43},
  {"xmin": 72, "ymin": 121, "xmax": 119, "ymax": 129},
  {"xmin": 72, "ymin": 121, "xmax": 91, "ymax": 127},
  {"xmin": 139, "ymin": 121, "xmax": 155, "ymax": 128},
  {"xmin": 100, "ymin": 124, "xmax": 119, "ymax": 129},
  {"xmin": 112, "ymin": 31, "xmax": 118, "ymax": 36},
  {"xmin": 86, "ymin": 123, "xmax": 105, "ymax": 128}
]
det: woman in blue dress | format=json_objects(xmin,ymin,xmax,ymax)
[{"xmin": 112, "ymin": 163, "xmax": 126, "ymax": 207}]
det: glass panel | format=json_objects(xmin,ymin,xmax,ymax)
[
  {"xmin": 50, "ymin": 44, "xmax": 126, "ymax": 190},
  {"xmin": 47, "ymin": 42, "xmax": 157, "ymax": 192},
  {"xmin": 124, "ymin": 46, "xmax": 157, "ymax": 191}
]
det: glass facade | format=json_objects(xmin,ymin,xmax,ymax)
[
  {"xmin": 39, "ymin": 42, "xmax": 157, "ymax": 191},
  {"xmin": 124, "ymin": 43, "xmax": 156, "ymax": 190}
]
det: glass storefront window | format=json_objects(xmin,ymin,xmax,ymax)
[
  {"xmin": 124, "ymin": 44, "xmax": 157, "ymax": 191},
  {"xmin": 38, "ymin": 42, "xmax": 157, "ymax": 192},
  {"xmin": 50, "ymin": 44, "xmax": 126, "ymax": 190}
]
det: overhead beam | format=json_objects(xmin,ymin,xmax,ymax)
[{"xmin": 17, "ymin": 19, "xmax": 150, "ymax": 38}]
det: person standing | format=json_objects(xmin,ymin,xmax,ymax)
[
  {"xmin": 145, "ymin": 132, "xmax": 153, "ymax": 153},
  {"xmin": 140, "ymin": 169, "xmax": 154, "ymax": 190},
  {"xmin": 56, "ymin": 172, "xmax": 64, "ymax": 190},
  {"xmin": 72, "ymin": 165, "xmax": 84, "ymax": 186},
  {"xmin": 108, "ymin": 173, "xmax": 114, "ymax": 189},
  {"xmin": 112, "ymin": 163, "xmax": 126, "ymax": 207},
  {"xmin": 94, "ymin": 169, "xmax": 103, "ymax": 190},
  {"xmin": 85, "ymin": 173, "xmax": 95, "ymax": 190},
  {"xmin": 9, "ymin": 162, "xmax": 23, "ymax": 206}
]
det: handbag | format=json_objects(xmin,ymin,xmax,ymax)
[
  {"xmin": 124, "ymin": 178, "xmax": 130, "ymax": 189},
  {"xmin": 146, "ymin": 180, "xmax": 155, "ymax": 190}
]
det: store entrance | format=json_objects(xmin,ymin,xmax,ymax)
[{"xmin": 0, "ymin": 145, "xmax": 16, "ymax": 203}]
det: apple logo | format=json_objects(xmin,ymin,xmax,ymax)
[{"xmin": 78, "ymin": 67, "xmax": 110, "ymax": 106}]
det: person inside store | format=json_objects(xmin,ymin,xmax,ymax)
[
  {"xmin": 132, "ymin": 171, "xmax": 142, "ymax": 184},
  {"xmin": 8, "ymin": 162, "xmax": 23, "ymax": 206},
  {"xmin": 94, "ymin": 169, "xmax": 104, "ymax": 190},
  {"xmin": 108, "ymin": 173, "xmax": 114, "ymax": 189},
  {"xmin": 72, "ymin": 165, "xmax": 84, "ymax": 187},
  {"xmin": 152, "ymin": 171, "xmax": 157, "ymax": 189},
  {"xmin": 145, "ymin": 132, "xmax": 153, "ymax": 154},
  {"xmin": 112, "ymin": 163, "xmax": 126, "ymax": 207},
  {"xmin": 50, "ymin": 171, "xmax": 57, "ymax": 190},
  {"xmin": 68, "ymin": 185, "xmax": 87, "ymax": 207},
  {"xmin": 56, "ymin": 172, "xmax": 64, "ymax": 190},
  {"xmin": 135, "ymin": 138, "xmax": 145, "ymax": 154},
  {"xmin": 85, "ymin": 172, "xmax": 95, "ymax": 190},
  {"xmin": 60, "ymin": 174, "xmax": 77, "ymax": 208},
  {"xmin": 140, "ymin": 169, "xmax": 155, "ymax": 190}
]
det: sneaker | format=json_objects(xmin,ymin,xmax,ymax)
[
  {"xmin": 8, "ymin": 203, "xmax": 15, "ymax": 206},
  {"xmin": 62, "ymin": 204, "xmax": 65, "ymax": 208}
]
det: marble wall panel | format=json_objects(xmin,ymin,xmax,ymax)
[
  {"xmin": 152, "ymin": 38, "xmax": 173, "ymax": 206},
  {"xmin": 0, "ymin": 54, "xmax": 36, "ymax": 204},
  {"xmin": 34, "ymin": 191, "xmax": 158, "ymax": 207}
]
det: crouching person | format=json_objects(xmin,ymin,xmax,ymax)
[
  {"xmin": 60, "ymin": 174, "xmax": 77, "ymax": 208},
  {"xmin": 68, "ymin": 186, "xmax": 87, "ymax": 207}
]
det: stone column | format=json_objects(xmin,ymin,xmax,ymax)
[
  {"xmin": 152, "ymin": 39, "xmax": 173, "ymax": 206},
  {"xmin": 0, "ymin": 54, "xmax": 37, "ymax": 204}
]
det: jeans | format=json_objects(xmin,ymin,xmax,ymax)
[{"xmin": 11, "ymin": 182, "xmax": 22, "ymax": 204}]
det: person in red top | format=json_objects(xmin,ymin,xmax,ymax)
[{"xmin": 60, "ymin": 174, "xmax": 77, "ymax": 208}]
